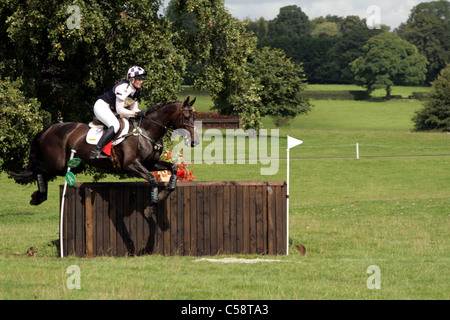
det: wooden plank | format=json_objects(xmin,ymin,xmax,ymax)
[
  {"xmin": 256, "ymin": 185, "xmax": 264, "ymax": 254},
  {"xmin": 163, "ymin": 193, "xmax": 171, "ymax": 255},
  {"xmin": 197, "ymin": 186, "xmax": 204, "ymax": 255},
  {"xmin": 136, "ymin": 186, "xmax": 145, "ymax": 255},
  {"xmin": 129, "ymin": 187, "xmax": 137, "ymax": 256},
  {"xmin": 217, "ymin": 186, "xmax": 224, "ymax": 255},
  {"xmin": 242, "ymin": 186, "xmax": 250, "ymax": 254},
  {"xmin": 69, "ymin": 186, "xmax": 77, "ymax": 256},
  {"xmin": 203, "ymin": 186, "xmax": 211, "ymax": 255},
  {"xmin": 103, "ymin": 187, "xmax": 111, "ymax": 256},
  {"xmin": 281, "ymin": 183, "xmax": 287, "ymax": 255},
  {"xmin": 221, "ymin": 186, "xmax": 229, "ymax": 254},
  {"xmin": 108, "ymin": 187, "xmax": 115, "ymax": 256},
  {"xmin": 85, "ymin": 187, "xmax": 94, "ymax": 258},
  {"xmin": 275, "ymin": 185, "xmax": 283, "ymax": 254},
  {"xmin": 190, "ymin": 185, "xmax": 198, "ymax": 256},
  {"xmin": 94, "ymin": 187, "xmax": 101, "ymax": 256},
  {"xmin": 249, "ymin": 186, "xmax": 257, "ymax": 254},
  {"xmin": 183, "ymin": 185, "xmax": 191, "ymax": 255},
  {"xmin": 75, "ymin": 185, "xmax": 84, "ymax": 256},
  {"xmin": 170, "ymin": 188, "xmax": 178, "ymax": 255},
  {"xmin": 267, "ymin": 185, "xmax": 275, "ymax": 255},
  {"xmin": 236, "ymin": 185, "xmax": 243, "ymax": 253},
  {"xmin": 119, "ymin": 185, "xmax": 127, "ymax": 253},
  {"xmin": 157, "ymin": 198, "xmax": 165, "ymax": 254},
  {"xmin": 209, "ymin": 186, "xmax": 217, "ymax": 255},
  {"xmin": 230, "ymin": 185, "xmax": 237, "ymax": 254},
  {"xmin": 63, "ymin": 186, "xmax": 71, "ymax": 256},
  {"xmin": 262, "ymin": 185, "xmax": 268, "ymax": 254},
  {"xmin": 177, "ymin": 186, "xmax": 184, "ymax": 255}
]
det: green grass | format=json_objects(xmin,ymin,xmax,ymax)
[
  {"xmin": 0, "ymin": 85, "xmax": 449, "ymax": 300},
  {"xmin": 307, "ymin": 84, "xmax": 431, "ymax": 99},
  {"xmin": 178, "ymin": 86, "xmax": 213, "ymax": 111}
]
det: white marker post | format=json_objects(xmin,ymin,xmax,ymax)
[
  {"xmin": 60, "ymin": 149, "xmax": 78, "ymax": 258},
  {"xmin": 286, "ymin": 136, "xmax": 303, "ymax": 255},
  {"xmin": 356, "ymin": 143, "xmax": 360, "ymax": 160}
]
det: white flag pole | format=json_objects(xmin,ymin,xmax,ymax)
[
  {"xmin": 286, "ymin": 146, "xmax": 290, "ymax": 255},
  {"xmin": 286, "ymin": 136, "xmax": 303, "ymax": 255}
]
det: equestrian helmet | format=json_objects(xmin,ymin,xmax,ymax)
[{"xmin": 127, "ymin": 66, "xmax": 147, "ymax": 80}]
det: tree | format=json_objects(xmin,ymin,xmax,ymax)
[
  {"xmin": 267, "ymin": 5, "xmax": 311, "ymax": 37},
  {"xmin": 326, "ymin": 16, "xmax": 384, "ymax": 84},
  {"xmin": 396, "ymin": 0, "xmax": 450, "ymax": 83},
  {"xmin": 249, "ymin": 47, "xmax": 311, "ymax": 126},
  {"xmin": 0, "ymin": 78, "xmax": 50, "ymax": 173},
  {"xmin": 350, "ymin": 33, "xmax": 428, "ymax": 98},
  {"xmin": 1, "ymin": 0, "xmax": 185, "ymax": 123},
  {"xmin": 311, "ymin": 21, "xmax": 340, "ymax": 38},
  {"xmin": 413, "ymin": 64, "xmax": 450, "ymax": 131},
  {"xmin": 171, "ymin": 0, "xmax": 262, "ymax": 130}
]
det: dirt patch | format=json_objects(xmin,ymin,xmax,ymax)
[{"xmin": 193, "ymin": 257, "xmax": 285, "ymax": 264}]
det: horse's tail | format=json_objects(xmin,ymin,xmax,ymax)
[{"xmin": 8, "ymin": 130, "xmax": 45, "ymax": 185}]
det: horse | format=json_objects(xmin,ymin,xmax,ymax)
[{"xmin": 8, "ymin": 96, "xmax": 199, "ymax": 208}]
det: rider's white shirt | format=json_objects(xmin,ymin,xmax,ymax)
[{"xmin": 115, "ymin": 83, "xmax": 139, "ymax": 116}]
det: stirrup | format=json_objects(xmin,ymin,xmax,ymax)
[{"xmin": 90, "ymin": 148, "xmax": 107, "ymax": 159}]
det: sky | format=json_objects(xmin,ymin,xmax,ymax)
[{"xmin": 162, "ymin": 0, "xmax": 438, "ymax": 29}]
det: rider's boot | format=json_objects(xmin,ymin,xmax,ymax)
[{"xmin": 89, "ymin": 126, "xmax": 115, "ymax": 159}]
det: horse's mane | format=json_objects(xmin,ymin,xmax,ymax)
[{"xmin": 146, "ymin": 100, "xmax": 181, "ymax": 112}]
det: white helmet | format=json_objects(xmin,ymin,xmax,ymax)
[{"xmin": 127, "ymin": 66, "xmax": 147, "ymax": 80}]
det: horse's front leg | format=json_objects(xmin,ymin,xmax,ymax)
[
  {"xmin": 151, "ymin": 160, "xmax": 178, "ymax": 191},
  {"xmin": 126, "ymin": 160, "xmax": 160, "ymax": 205}
]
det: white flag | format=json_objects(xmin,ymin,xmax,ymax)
[{"xmin": 287, "ymin": 136, "xmax": 303, "ymax": 150}]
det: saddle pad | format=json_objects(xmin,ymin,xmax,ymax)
[{"xmin": 85, "ymin": 119, "xmax": 130, "ymax": 146}]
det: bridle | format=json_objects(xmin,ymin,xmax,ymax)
[
  {"xmin": 139, "ymin": 103, "xmax": 195, "ymax": 131},
  {"xmin": 130, "ymin": 102, "xmax": 196, "ymax": 151}
]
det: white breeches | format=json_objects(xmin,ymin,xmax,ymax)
[{"xmin": 93, "ymin": 99, "xmax": 120, "ymax": 133}]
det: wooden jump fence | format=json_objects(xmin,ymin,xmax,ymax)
[
  {"xmin": 197, "ymin": 119, "xmax": 240, "ymax": 129},
  {"xmin": 60, "ymin": 181, "xmax": 287, "ymax": 257}
]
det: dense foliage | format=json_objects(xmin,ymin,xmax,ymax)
[
  {"xmin": 0, "ymin": 0, "xmax": 185, "ymax": 123},
  {"xmin": 0, "ymin": 78, "xmax": 50, "ymax": 173},
  {"xmin": 249, "ymin": 47, "xmax": 311, "ymax": 126},
  {"xmin": 397, "ymin": 0, "xmax": 450, "ymax": 83},
  {"xmin": 413, "ymin": 64, "xmax": 450, "ymax": 131}
]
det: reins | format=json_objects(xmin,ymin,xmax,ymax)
[{"xmin": 128, "ymin": 102, "xmax": 195, "ymax": 154}]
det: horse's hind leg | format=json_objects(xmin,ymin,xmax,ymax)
[{"xmin": 30, "ymin": 174, "xmax": 48, "ymax": 205}]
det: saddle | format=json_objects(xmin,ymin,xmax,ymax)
[
  {"xmin": 87, "ymin": 117, "xmax": 130, "ymax": 150},
  {"xmin": 88, "ymin": 115, "xmax": 128, "ymax": 141}
]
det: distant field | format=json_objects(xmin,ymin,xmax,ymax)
[
  {"xmin": 1, "ymin": 85, "xmax": 448, "ymax": 300},
  {"xmin": 178, "ymin": 84, "xmax": 432, "ymax": 111}
]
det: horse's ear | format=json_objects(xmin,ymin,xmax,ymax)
[
  {"xmin": 183, "ymin": 96, "xmax": 190, "ymax": 106},
  {"xmin": 189, "ymin": 97, "xmax": 196, "ymax": 107}
]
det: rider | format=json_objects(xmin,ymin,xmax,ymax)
[{"xmin": 90, "ymin": 66, "xmax": 147, "ymax": 159}]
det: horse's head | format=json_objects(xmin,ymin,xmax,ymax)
[{"xmin": 175, "ymin": 96, "xmax": 200, "ymax": 147}]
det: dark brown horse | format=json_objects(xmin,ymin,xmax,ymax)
[{"xmin": 9, "ymin": 96, "xmax": 199, "ymax": 206}]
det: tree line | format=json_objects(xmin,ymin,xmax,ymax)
[{"xmin": 246, "ymin": 1, "xmax": 449, "ymax": 85}]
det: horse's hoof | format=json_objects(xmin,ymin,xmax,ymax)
[
  {"xmin": 144, "ymin": 206, "xmax": 155, "ymax": 219},
  {"xmin": 30, "ymin": 191, "xmax": 46, "ymax": 206}
]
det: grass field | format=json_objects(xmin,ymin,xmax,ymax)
[{"xmin": 0, "ymin": 85, "xmax": 449, "ymax": 300}]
